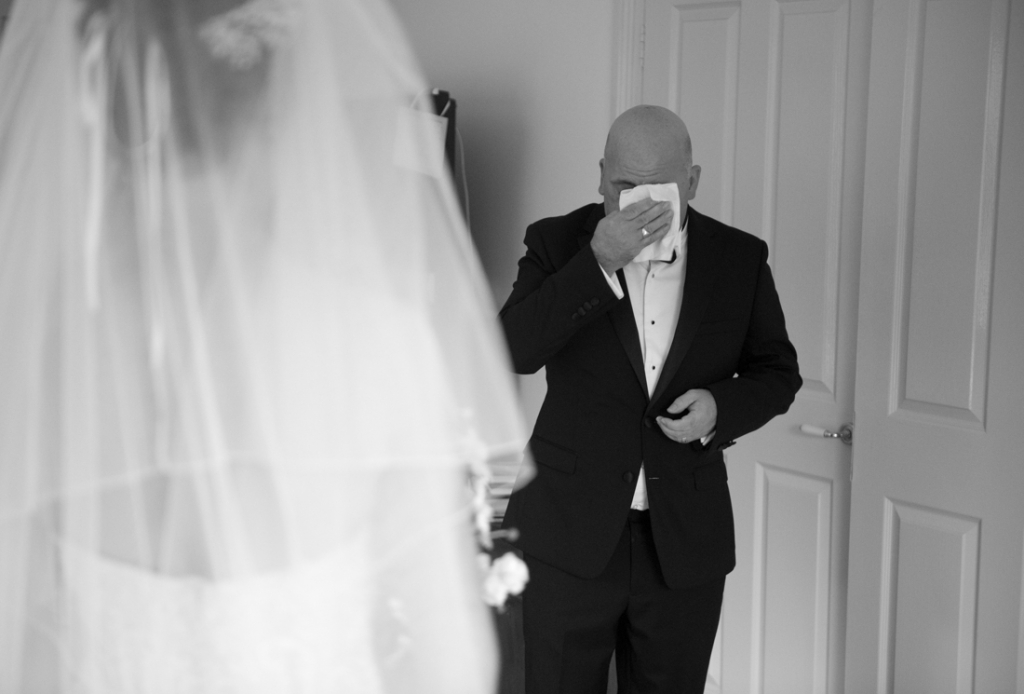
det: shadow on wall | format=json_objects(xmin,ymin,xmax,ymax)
[
  {"xmin": 388, "ymin": 0, "xmax": 615, "ymax": 310},
  {"xmin": 0, "ymin": 0, "xmax": 13, "ymax": 38},
  {"xmin": 456, "ymin": 88, "xmax": 530, "ymax": 305}
]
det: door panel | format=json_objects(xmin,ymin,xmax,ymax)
[
  {"xmin": 643, "ymin": 1, "xmax": 741, "ymax": 226},
  {"xmin": 754, "ymin": 465, "xmax": 835, "ymax": 693},
  {"xmin": 845, "ymin": 0, "xmax": 1024, "ymax": 691},
  {"xmin": 639, "ymin": 0, "xmax": 869, "ymax": 690}
]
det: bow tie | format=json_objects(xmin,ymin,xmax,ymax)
[{"xmin": 633, "ymin": 230, "xmax": 680, "ymax": 264}]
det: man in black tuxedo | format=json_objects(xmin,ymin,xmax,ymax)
[{"xmin": 500, "ymin": 105, "xmax": 801, "ymax": 693}]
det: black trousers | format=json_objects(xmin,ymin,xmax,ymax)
[{"xmin": 521, "ymin": 510, "xmax": 725, "ymax": 694}]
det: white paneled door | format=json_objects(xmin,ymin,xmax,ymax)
[
  {"xmin": 636, "ymin": 0, "xmax": 869, "ymax": 690},
  {"xmin": 844, "ymin": 0, "xmax": 1024, "ymax": 692},
  {"xmin": 629, "ymin": 0, "xmax": 1024, "ymax": 691}
]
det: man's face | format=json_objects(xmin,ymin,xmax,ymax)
[{"xmin": 598, "ymin": 147, "xmax": 700, "ymax": 218}]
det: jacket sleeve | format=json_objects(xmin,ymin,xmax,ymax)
[
  {"xmin": 498, "ymin": 223, "xmax": 623, "ymax": 375},
  {"xmin": 705, "ymin": 240, "xmax": 802, "ymax": 448}
]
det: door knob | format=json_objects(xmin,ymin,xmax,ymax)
[{"xmin": 800, "ymin": 423, "xmax": 853, "ymax": 445}]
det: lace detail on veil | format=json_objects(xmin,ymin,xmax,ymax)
[{"xmin": 198, "ymin": 0, "xmax": 297, "ymax": 69}]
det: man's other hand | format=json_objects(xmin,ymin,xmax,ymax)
[
  {"xmin": 591, "ymin": 199, "xmax": 673, "ymax": 273},
  {"xmin": 656, "ymin": 389, "xmax": 717, "ymax": 444}
]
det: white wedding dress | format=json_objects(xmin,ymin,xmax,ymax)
[
  {"xmin": 0, "ymin": 0, "xmax": 529, "ymax": 691},
  {"xmin": 60, "ymin": 539, "xmax": 384, "ymax": 694}
]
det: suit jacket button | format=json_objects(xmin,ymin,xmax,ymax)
[
  {"xmin": 583, "ymin": 301, "xmax": 593, "ymax": 310},
  {"xmin": 644, "ymin": 417, "xmax": 655, "ymax": 429},
  {"xmin": 591, "ymin": 297, "xmax": 600, "ymax": 306},
  {"xmin": 622, "ymin": 471, "xmax": 634, "ymax": 483}
]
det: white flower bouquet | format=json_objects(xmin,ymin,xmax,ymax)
[{"xmin": 463, "ymin": 424, "xmax": 529, "ymax": 611}]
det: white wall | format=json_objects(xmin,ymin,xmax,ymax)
[{"xmin": 389, "ymin": 0, "xmax": 617, "ymax": 305}]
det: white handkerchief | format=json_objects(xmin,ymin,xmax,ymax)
[{"xmin": 619, "ymin": 183, "xmax": 681, "ymax": 263}]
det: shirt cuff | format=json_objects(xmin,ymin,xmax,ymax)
[
  {"xmin": 700, "ymin": 430, "xmax": 716, "ymax": 447},
  {"xmin": 599, "ymin": 263, "xmax": 624, "ymax": 299}
]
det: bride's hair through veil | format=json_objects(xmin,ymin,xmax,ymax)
[{"xmin": 0, "ymin": 0, "xmax": 529, "ymax": 690}]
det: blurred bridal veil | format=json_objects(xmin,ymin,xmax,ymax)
[{"xmin": 0, "ymin": 0, "xmax": 530, "ymax": 691}]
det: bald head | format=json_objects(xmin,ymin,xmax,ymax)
[
  {"xmin": 605, "ymin": 105, "xmax": 692, "ymax": 167},
  {"xmin": 598, "ymin": 105, "xmax": 701, "ymax": 215}
]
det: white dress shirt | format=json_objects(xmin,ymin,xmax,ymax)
[{"xmin": 600, "ymin": 214, "xmax": 688, "ymax": 510}]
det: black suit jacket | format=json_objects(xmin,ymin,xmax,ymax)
[{"xmin": 500, "ymin": 203, "xmax": 801, "ymax": 589}]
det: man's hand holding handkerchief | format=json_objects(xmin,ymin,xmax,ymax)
[{"xmin": 619, "ymin": 183, "xmax": 682, "ymax": 263}]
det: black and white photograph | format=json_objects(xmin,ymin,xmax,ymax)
[{"xmin": 0, "ymin": 0, "xmax": 1021, "ymax": 692}]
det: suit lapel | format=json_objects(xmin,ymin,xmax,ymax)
[
  {"xmin": 609, "ymin": 270, "xmax": 647, "ymax": 397},
  {"xmin": 577, "ymin": 208, "xmax": 648, "ymax": 399},
  {"xmin": 648, "ymin": 208, "xmax": 724, "ymax": 410}
]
